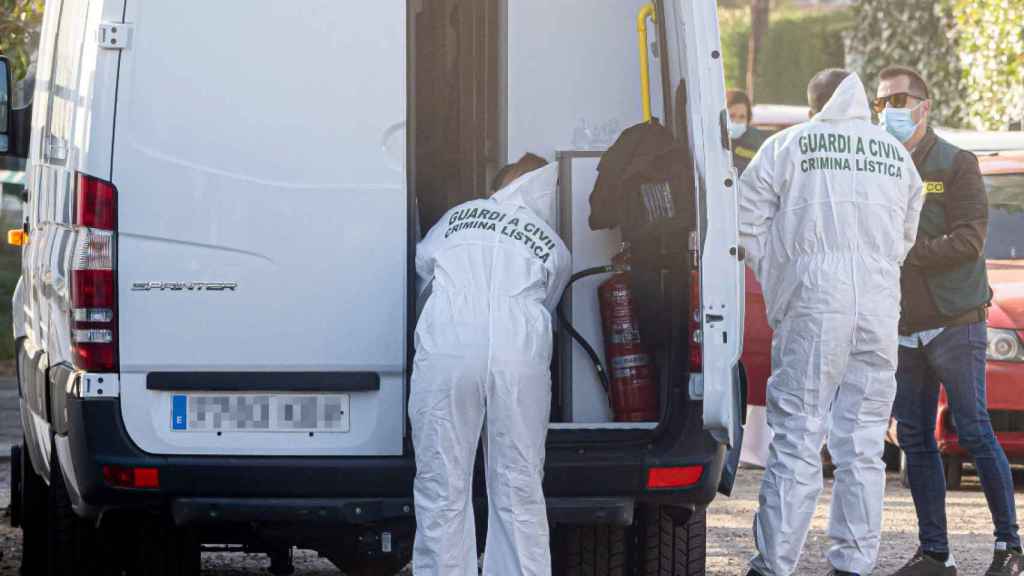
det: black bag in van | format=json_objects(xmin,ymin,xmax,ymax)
[
  {"xmin": 588, "ymin": 119, "xmax": 692, "ymax": 238},
  {"xmin": 588, "ymin": 119, "xmax": 694, "ymax": 347}
]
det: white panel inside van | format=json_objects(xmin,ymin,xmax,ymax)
[{"xmin": 506, "ymin": 0, "xmax": 666, "ymax": 160}]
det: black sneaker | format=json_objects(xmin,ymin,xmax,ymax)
[
  {"xmin": 889, "ymin": 548, "xmax": 956, "ymax": 575},
  {"xmin": 986, "ymin": 543, "xmax": 1024, "ymax": 576}
]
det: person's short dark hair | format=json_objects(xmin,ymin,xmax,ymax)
[
  {"xmin": 726, "ymin": 89, "xmax": 753, "ymax": 120},
  {"xmin": 807, "ymin": 68, "xmax": 852, "ymax": 113},
  {"xmin": 878, "ymin": 65, "xmax": 931, "ymax": 100},
  {"xmin": 491, "ymin": 153, "xmax": 549, "ymax": 192}
]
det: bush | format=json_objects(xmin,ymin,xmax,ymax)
[
  {"xmin": 952, "ymin": 0, "xmax": 1024, "ymax": 129},
  {"xmin": 848, "ymin": 0, "xmax": 1024, "ymax": 129},
  {"xmin": 847, "ymin": 0, "xmax": 966, "ymax": 127},
  {"xmin": 720, "ymin": 8, "xmax": 853, "ymax": 106}
]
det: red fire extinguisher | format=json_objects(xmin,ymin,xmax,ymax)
[{"xmin": 598, "ymin": 247, "xmax": 658, "ymax": 422}]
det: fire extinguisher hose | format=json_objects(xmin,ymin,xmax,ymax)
[{"xmin": 557, "ymin": 265, "xmax": 615, "ymax": 394}]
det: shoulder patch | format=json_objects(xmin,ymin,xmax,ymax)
[
  {"xmin": 924, "ymin": 181, "xmax": 944, "ymax": 194},
  {"xmin": 734, "ymin": 146, "xmax": 756, "ymax": 160}
]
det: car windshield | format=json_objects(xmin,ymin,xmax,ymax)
[{"xmin": 986, "ymin": 173, "xmax": 1024, "ymax": 260}]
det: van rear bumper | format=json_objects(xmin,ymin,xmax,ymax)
[
  {"xmin": 171, "ymin": 496, "xmax": 635, "ymax": 528},
  {"xmin": 60, "ymin": 398, "xmax": 724, "ymax": 522}
]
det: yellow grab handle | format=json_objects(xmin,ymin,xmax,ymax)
[
  {"xmin": 637, "ymin": 3, "xmax": 657, "ymax": 123},
  {"xmin": 7, "ymin": 229, "xmax": 27, "ymax": 246}
]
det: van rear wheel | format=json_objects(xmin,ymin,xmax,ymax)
[
  {"xmin": 47, "ymin": 444, "xmax": 98, "ymax": 576},
  {"xmin": 18, "ymin": 440, "xmax": 49, "ymax": 574},
  {"xmin": 551, "ymin": 505, "xmax": 706, "ymax": 575},
  {"xmin": 131, "ymin": 519, "xmax": 201, "ymax": 576},
  {"xmin": 636, "ymin": 505, "xmax": 707, "ymax": 575},
  {"xmin": 551, "ymin": 523, "xmax": 628, "ymax": 575},
  {"xmin": 333, "ymin": 557, "xmax": 409, "ymax": 576}
]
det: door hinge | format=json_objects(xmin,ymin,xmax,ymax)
[{"xmin": 98, "ymin": 22, "xmax": 132, "ymax": 50}]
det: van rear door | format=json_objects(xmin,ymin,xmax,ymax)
[
  {"xmin": 664, "ymin": 0, "xmax": 745, "ymax": 448},
  {"xmin": 113, "ymin": 1, "xmax": 408, "ymax": 456}
]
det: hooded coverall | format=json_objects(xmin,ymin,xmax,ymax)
[
  {"xmin": 739, "ymin": 74, "xmax": 924, "ymax": 576},
  {"xmin": 410, "ymin": 164, "xmax": 571, "ymax": 576}
]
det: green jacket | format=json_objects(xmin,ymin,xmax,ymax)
[
  {"xmin": 731, "ymin": 126, "xmax": 769, "ymax": 176},
  {"xmin": 900, "ymin": 128, "xmax": 991, "ymax": 335}
]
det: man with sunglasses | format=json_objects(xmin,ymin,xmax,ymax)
[{"xmin": 879, "ymin": 66, "xmax": 1023, "ymax": 576}]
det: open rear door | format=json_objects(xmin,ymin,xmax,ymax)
[{"xmin": 663, "ymin": 0, "xmax": 745, "ymax": 448}]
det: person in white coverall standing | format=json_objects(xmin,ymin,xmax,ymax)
[
  {"xmin": 739, "ymin": 69, "xmax": 924, "ymax": 576},
  {"xmin": 410, "ymin": 153, "xmax": 570, "ymax": 576}
]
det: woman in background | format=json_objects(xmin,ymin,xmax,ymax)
[{"xmin": 727, "ymin": 89, "xmax": 769, "ymax": 175}]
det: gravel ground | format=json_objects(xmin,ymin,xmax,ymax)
[
  {"xmin": 708, "ymin": 466, "xmax": 1023, "ymax": 575},
  {"xmin": 0, "ymin": 464, "xmax": 1013, "ymax": 574}
]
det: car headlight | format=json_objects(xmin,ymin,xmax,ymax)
[{"xmin": 987, "ymin": 328, "xmax": 1024, "ymax": 362}]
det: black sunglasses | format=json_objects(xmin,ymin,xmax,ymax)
[{"xmin": 872, "ymin": 92, "xmax": 927, "ymax": 114}]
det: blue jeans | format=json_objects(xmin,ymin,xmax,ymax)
[{"xmin": 894, "ymin": 322, "xmax": 1020, "ymax": 553}]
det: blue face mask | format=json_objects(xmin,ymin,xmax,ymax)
[
  {"xmin": 880, "ymin": 103, "xmax": 923, "ymax": 143},
  {"xmin": 728, "ymin": 121, "xmax": 748, "ymax": 140}
]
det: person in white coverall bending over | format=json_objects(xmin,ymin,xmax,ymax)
[
  {"xmin": 410, "ymin": 153, "xmax": 570, "ymax": 576},
  {"xmin": 739, "ymin": 69, "xmax": 924, "ymax": 576}
]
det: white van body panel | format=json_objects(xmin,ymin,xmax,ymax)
[
  {"xmin": 669, "ymin": 0, "xmax": 744, "ymax": 447},
  {"xmin": 24, "ymin": 0, "xmax": 125, "ymax": 373},
  {"xmin": 114, "ymin": 0, "xmax": 407, "ymax": 456}
]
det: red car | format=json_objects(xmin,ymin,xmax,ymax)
[{"xmin": 929, "ymin": 150, "xmax": 1024, "ymax": 488}]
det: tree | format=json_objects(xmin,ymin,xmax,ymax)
[
  {"xmin": 951, "ymin": 0, "xmax": 1024, "ymax": 129},
  {"xmin": 746, "ymin": 0, "xmax": 771, "ymax": 101},
  {"xmin": 0, "ymin": 0, "xmax": 44, "ymax": 81},
  {"xmin": 847, "ymin": 0, "xmax": 966, "ymax": 127}
]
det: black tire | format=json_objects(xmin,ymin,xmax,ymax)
[
  {"xmin": 338, "ymin": 557, "xmax": 408, "ymax": 576},
  {"xmin": 47, "ymin": 444, "xmax": 99, "ymax": 576},
  {"xmin": 552, "ymin": 523, "xmax": 628, "ymax": 576},
  {"xmin": 637, "ymin": 505, "xmax": 706, "ymax": 576},
  {"xmin": 944, "ymin": 456, "xmax": 963, "ymax": 490},
  {"xmin": 129, "ymin": 518, "xmax": 201, "ymax": 576},
  {"xmin": 19, "ymin": 440, "xmax": 49, "ymax": 575},
  {"xmin": 10, "ymin": 445, "xmax": 22, "ymax": 528}
]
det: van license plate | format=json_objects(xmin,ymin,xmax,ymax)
[{"xmin": 170, "ymin": 394, "xmax": 350, "ymax": 433}]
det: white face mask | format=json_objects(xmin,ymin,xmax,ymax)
[
  {"xmin": 879, "ymin": 102, "xmax": 924, "ymax": 143},
  {"xmin": 728, "ymin": 121, "xmax": 748, "ymax": 140}
]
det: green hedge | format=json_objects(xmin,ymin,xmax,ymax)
[{"xmin": 721, "ymin": 8, "xmax": 854, "ymax": 106}]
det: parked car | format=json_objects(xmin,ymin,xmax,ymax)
[
  {"xmin": 750, "ymin": 103, "xmax": 810, "ymax": 134},
  {"xmin": 915, "ymin": 149, "xmax": 1024, "ymax": 489},
  {"xmin": 0, "ymin": 1, "xmax": 744, "ymax": 574}
]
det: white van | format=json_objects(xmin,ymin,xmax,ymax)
[{"xmin": 2, "ymin": 1, "xmax": 744, "ymax": 574}]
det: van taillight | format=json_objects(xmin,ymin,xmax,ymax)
[
  {"xmin": 690, "ymin": 270, "xmax": 702, "ymax": 372},
  {"xmin": 71, "ymin": 173, "xmax": 117, "ymax": 372}
]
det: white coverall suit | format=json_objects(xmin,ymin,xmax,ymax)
[
  {"xmin": 739, "ymin": 74, "xmax": 924, "ymax": 576},
  {"xmin": 410, "ymin": 164, "xmax": 570, "ymax": 576}
]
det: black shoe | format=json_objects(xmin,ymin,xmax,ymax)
[
  {"xmin": 986, "ymin": 544, "xmax": 1024, "ymax": 576},
  {"xmin": 827, "ymin": 571, "xmax": 860, "ymax": 576},
  {"xmin": 889, "ymin": 548, "xmax": 956, "ymax": 575},
  {"xmin": 746, "ymin": 571, "xmax": 764, "ymax": 576}
]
